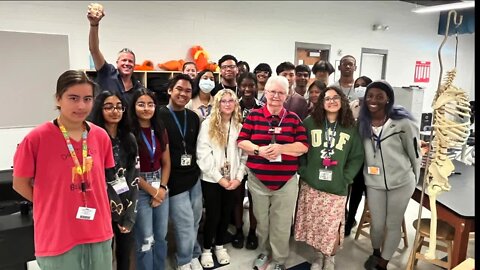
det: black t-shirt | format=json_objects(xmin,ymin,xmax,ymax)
[
  {"xmin": 158, "ymin": 106, "xmax": 201, "ymax": 197},
  {"xmin": 239, "ymin": 98, "xmax": 263, "ymax": 122},
  {"xmin": 211, "ymin": 82, "xmax": 238, "ymax": 97}
]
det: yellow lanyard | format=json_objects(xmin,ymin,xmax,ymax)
[{"xmin": 58, "ymin": 119, "xmax": 89, "ymax": 206}]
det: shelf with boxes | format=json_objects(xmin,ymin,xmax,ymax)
[{"xmin": 84, "ymin": 70, "xmax": 220, "ymax": 105}]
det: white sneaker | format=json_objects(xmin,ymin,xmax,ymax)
[
  {"xmin": 310, "ymin": 252, "xmax": 324, "ymax": 270},
  {"xmin": 214, "ymin": 247, "xmax": 230, "ymax": 265},
  {"xmin": 191, "ymin": 257, "xmax": 203, "ymax": 270},
  {"xmin": 323, "ymin": 255, "xmax": 335, "ymax": 270},
  {"xmin": 200, "ymin": 250, "xmax": 214, "ymax": 268},
  {"xmin": 176, "ymin": 263, "xmax": 192, "ymax": 270}
]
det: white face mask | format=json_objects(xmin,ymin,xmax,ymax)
[
  {"xmin": 354, "ymin": 86, "xmax": 366, "ymax": 99},
  {"xmin": 199, "ymin": 79, "xmax": 215, "ymax": 93}
]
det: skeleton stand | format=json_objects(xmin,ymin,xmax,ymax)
[{"xmin": 406, "ymin": 10, "xmax": 469, "ymax": 270}]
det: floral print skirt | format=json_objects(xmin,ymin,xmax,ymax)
[{"xmin": 294, "ymin": 181, "xmax": 347, "ymax": 255}]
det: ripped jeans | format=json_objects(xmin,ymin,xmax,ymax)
[{"xmin": 135, "ymin": 169, "xmax": 169, "ymax": 270}]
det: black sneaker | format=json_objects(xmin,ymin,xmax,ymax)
[
  {"xmin": 364, "ymin": 255, "xmax": 378, "ymax": 269},
  {"xmin": 232, "ymin": 230, "xmax": 244, "ymax": 249},
  {"xmin": 246, "ymin": 231, "xmax": 258, "ymax": 250},
  {"xmin": 344, "ymin": 219, "xmax": 358, "ymax": 237},
  {"xmin": 344, "ymin": 226, "xmax": 352, "ymax": 237}
]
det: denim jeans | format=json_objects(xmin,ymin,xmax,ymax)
[
  {"xmin": 169, "ymin": 179, "xmax": 203, "ymax": 266},
  {"xmin": 135, "ymin": 169, "xmax": 169, "ymax": 270}
]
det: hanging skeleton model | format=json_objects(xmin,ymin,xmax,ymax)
[{"xmin": 407, "ymin": 10, "xmax": 471, "ymax": 269}]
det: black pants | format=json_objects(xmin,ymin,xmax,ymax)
[
  {"xmin": 346, "ymin": 164, "xmax": 366, "ymax": 228},
  {"xmin": 202, "ymin": 181, "xmax": 235, "ymax": 249},
  {"xmin": 112, "ymin": 222, "xmax": 136, "ymax": 270},
  {"xmin": 232, "ymin": 174, "xmax": 257, "ymax": 231}
]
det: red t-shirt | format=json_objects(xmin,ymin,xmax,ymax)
[
  {"xmin": 13, "ymin": 121, "xmax": 115, "ymax": 256},
  {"xmin": 138, "ymin": 128, "xmax": 168, "ymax": 172}
]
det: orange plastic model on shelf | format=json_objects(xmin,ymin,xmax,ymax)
[{"xmin": 135, "ymin": 60, "xmax": 155, "ymax": 71}]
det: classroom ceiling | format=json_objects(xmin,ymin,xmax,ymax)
[{"xmin": 401, "ymin": 0, "xmax": 462, "ymax": 6}]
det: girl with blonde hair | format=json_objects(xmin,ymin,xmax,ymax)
[{"xmin": 196, "ymin": 89, "xmax": 247, "ymax": 268}]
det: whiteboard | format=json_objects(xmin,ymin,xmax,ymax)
[
  {"xmin": 0, "ymin": 127, "xmax": 33, "ymax": 170},
  {"xmin": 0, "ymin": 31, "xmax": 69, "ymax": 128}
]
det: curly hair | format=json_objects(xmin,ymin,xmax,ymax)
[
  {"xmin": 208, "ymin": 89, "xmax": 242, "ymax": 147},
  {"xmin": 311, "ymin": 86, "xmax": 355, "ymax": 128}
]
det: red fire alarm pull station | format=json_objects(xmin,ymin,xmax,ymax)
[{"xmin": 414, "ymin": 61, "xmax": 430, "ymax": 83}]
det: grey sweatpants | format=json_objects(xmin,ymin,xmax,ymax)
[
  {"xmin": 248, "ymin": 172, "xmax": 299, "ymax": 265},
  {"xmin": 366, "ymin": 180, "xmax": 415, "ymax": 260}
]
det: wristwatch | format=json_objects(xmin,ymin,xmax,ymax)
[
  {"xmin": 160, "ymin": 184, "xmax": 169, "ymax": 193},
  {"xmin": 253, "ymin": 146, "xmax": 259, "ymax": 156}
]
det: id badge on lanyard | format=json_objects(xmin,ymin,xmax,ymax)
[
  {"xmin": 320, "ymin": 120, "xmax": 337, "ymax": 180},
  {"xmin": 76, "ymin": 207, "xmax": 96, "ymax": 220},
  {"xmin": 369, "ymin": 127, "xmax": 383, "ymax": 175},
  {"xmin": 319, "ymin": 169, "xmax": 333, "ymax": 181},
  {"xmin": 168, "ymin": 106, "xmax": 192, "ymax": 167},
  {"xmin": 221, "ymin": 161, "xmax": 231, "ymax": 180},
  {"xmin": 112, "ymin": 176, "xmax": 129, "ymax": 194},
  {"xmin": 367, "ymin": 166, "xmax": 380, "ymax": 175},
  {"xmin": 181, "ymin": 154, "xmax": 192, "ymax": 166}
]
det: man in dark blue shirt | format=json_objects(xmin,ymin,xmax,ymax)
[{"xmin": 87, "ymin": 4, "xmax": 143, "ymax": 106}]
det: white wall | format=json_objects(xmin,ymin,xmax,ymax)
[
  {"xmin": 0, "ymin": 1, "xmax": 475, "ymax": 168},
  {"xmin": 0, "ymin": 127, "xmax": 33, "ymax": 170}
]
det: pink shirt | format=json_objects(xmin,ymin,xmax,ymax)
[{"xmin": 13, "ymin": 121, "xmax": 115, "ymax": 257}]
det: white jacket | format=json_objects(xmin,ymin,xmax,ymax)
[{"xmin": 196, "ymin": 117, "xmax": 247, "ymax": 183}]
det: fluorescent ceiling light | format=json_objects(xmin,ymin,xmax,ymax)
[{"xmin": 412, "ymin": 1, "xmax": 475, "ymax": 13}]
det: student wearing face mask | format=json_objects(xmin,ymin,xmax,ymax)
[
  {"xmin": 186, "ymin": 70, "xmax": 217, "ymax": 122},
  {"xmin": 349, "ymin": 76, "xmax": 372, "ymax": 120},
  {"xmin": 345, "ymin": 76, "xmax": 372, "ymax": 236}
]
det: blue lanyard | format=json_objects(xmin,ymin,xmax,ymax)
[
  {"xmin": 199, "ymin": 106, "xmax": 211, "ymax": 119},
  {"xmin": 141, "ymin": 128, "xmax": 156, "ymax": 163},
  {"xmin": 269, "ymin": 108, "xmax": 287, "ymax": 127},
  {"xmin": 168, "ymin": 105, "xmax": 188, "ymax": 153},
  {"xmin": 324, "ymin": 120, "xmax": 337, "ymax": 155},
  {"xmin": 168, "ymin": 105, "xmax": 187, "ymax": 139}
]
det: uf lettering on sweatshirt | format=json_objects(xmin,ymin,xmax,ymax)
[{"xmin": 310, "ymin": 129, "xmax": 350, "ymax": 151}]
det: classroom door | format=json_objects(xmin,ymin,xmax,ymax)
[
  {"xmin": 296, "ymin": 48, "xmax": 330, "ymax": 66},
  {"xmin": 294, "ymin": 42, "xmax": 331, "ymax": 71},
  {"xmin": 359, "ymin": 48, "xmax": 388, "ymax": 80}
]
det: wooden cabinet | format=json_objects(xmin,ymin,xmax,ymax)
[{"xmin": 84, "ymin": 70, "xmax": 220, "ymax": 105}]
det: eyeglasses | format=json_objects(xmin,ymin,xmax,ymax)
[
  {"xmin": 220, "ymin": 99, "xmax": 235, "ymax": 105},
  {"xmin": 103, "ymin": 104, "xmax": 126, "ymax": 112},
  {"xmin": 324, "ymin": 95, "xmax": 341, "ymax": 103},
  {"xmin": 221, "ymin": 64, "xmax": 237, "ymax": 70},
  {"xmin": 136, "ymin": 102, "xmax": 156, "ymax": 109},
  {"xmin": 266, "ymin": 90, "xmax": 287, "ymax": 97},
  {"xmin": 255, "ymin": 70, "xmax": 270, "ymax": 76}
]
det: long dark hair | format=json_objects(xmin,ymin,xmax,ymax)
[
  {"xmin": 129, "ymin": 88, "xmax": 167, "ymax": 151},
  {"xmin": 311, "ymin": 86, "xmax": 355, "ymax": 128},
  {"xmin": 354, "ymin": 76, "xmax": 372, "ymax": 87},
  {"xmin": 358, "ymin": 80, "xmax": 415, "ymax": 139},
  {"xmin": 191, "ymin": 70, "xmax": 216, "ymax": 98},
  {"xmin": 88, "ymin": 90, "xmax": 137, "ymax": 160}
]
